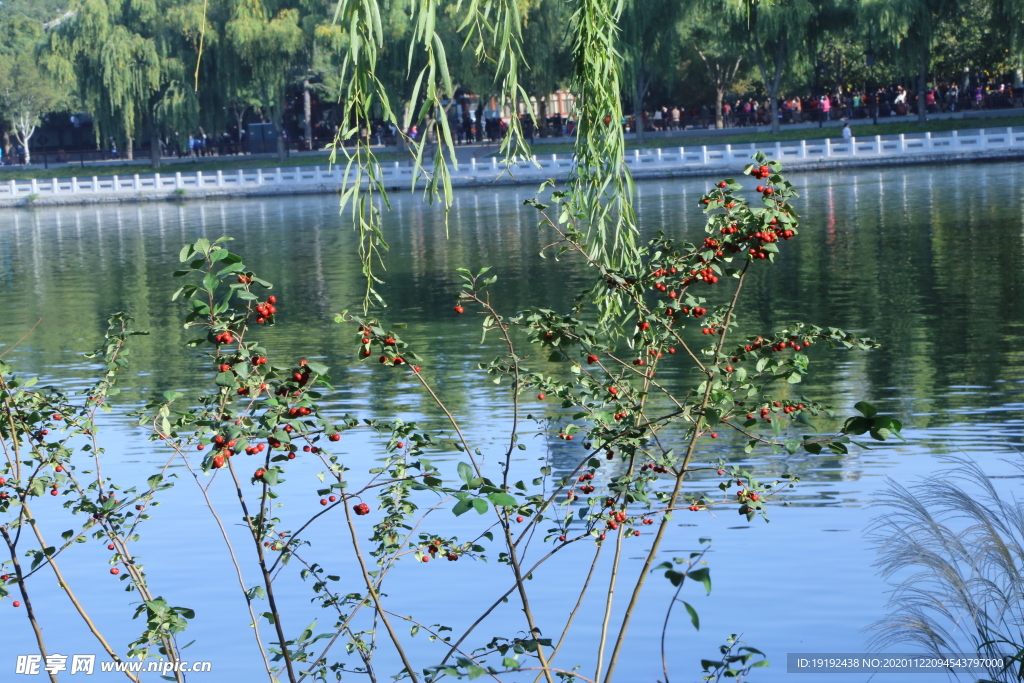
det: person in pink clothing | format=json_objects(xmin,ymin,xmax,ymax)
[{"xmin": 820, "ymin": 95, "xmax": 832, "ymax": 122}]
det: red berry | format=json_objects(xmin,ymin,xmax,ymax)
[
  {"xmin": 453, "ymin": 305, "xmax": 464, "ymax": 314},
  {"xmin": 12, "ymin": 601, "xmax": 20, "ymax": 607},
  {"xmin": 537, "ymin": 393, "xmax": 545, "ymax": 400},
  {"xmin": 107, "ymin": 544, "xmax": 115, "ymax": 550},
  {"xmin": 320, "ymin": 499, "xmax": 328, "ymax": 506},
  {"xmin": 422, "ymin": 556, "xmax": 430, "ymax": 562},
  {"xmin": 110, "ymin": 568, "xmax": 120, "ymax": 575},
  {"xmin": 329, "ymin": 495, "xmax": 337, "ymax": 502},
  {"xmin": 710, "ymin": 432, "xmax": 718, "ymax": 439},
  {"xmin": 516, "ymin": 516, "xmax": 525, "ymax": 523},
  {"xmin": 267, "ymin": 295, "xmax": 277, "ymax": 304},
  {"xmin": 329, "ymin": 433, "xmax": 341, "ymax": 442}
]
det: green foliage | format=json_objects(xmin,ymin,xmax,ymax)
[
  {"xmin": 224, "ymin": 0, "xmax": 305, "ymax": 143},
  {"xmin": 700, "ymin": 634, "xmax": 769, "ymax": 682},
  {"xmin": 0, "ymin": 156, "xmax": 904, "ymax": 683},
  {"xmin": 45, "ymin": 0, "xmax": 203, "ymax": 159}
]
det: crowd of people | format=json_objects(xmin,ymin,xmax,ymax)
[{"xmin": 636, "ymin": 80, "xmax": 1024, "ymax": 132}]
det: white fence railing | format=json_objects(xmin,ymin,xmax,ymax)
[{"xmin": 3, "ymin": 127, "xmax": 1022, "ymax": 201}]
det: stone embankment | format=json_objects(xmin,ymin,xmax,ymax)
[{"xmin": 0, "ymin": 126, "xmax": 1021, "ymax": 207}]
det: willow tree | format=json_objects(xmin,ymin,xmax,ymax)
[
  {"xmin": 224, "ymin": 0, "xmax": 305, "ymax": 160},
  {"xmin": 618, "ymin": 0, "xmax": 686, "ymax": 142},
  {"xmin": 679, "ymin": 3, "xmax": 748, "ymax": 129},
  {"xmin": 861, "ymin": 0, "xmax": 957, "ymax": 123},
  {"xmin": 47, "ymin": 0, "xmax": 203, "ymax": 167},
  {"xmin": 519, "ymin": 0, "xmax": 574, "ymax": 129},
  {"xmin": 733, "ymin": 0, "xmax": 816, "ymax": 134}
]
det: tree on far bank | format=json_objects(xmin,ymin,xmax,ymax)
[
  {"xmin": 618, "ymin": 0, "xmax": 686, "ymax": 142},
  {"xmin": 224, "ymin": 0, "xmax": 305, "ymax": 161},
  {"xmin": 678, "ymin": 4, "xmax": 747, "ymax": 129},
  {"xmin": 0, "ymin": 53, "xmax": 67, "ymax": 164},
  {"xmin": 737, "ymin": 0, "xmax": 817, "ymax": 135},
  {"xmin": 46, "ymin": 0, "xmax": 204, "ymax": 168},
  {"xmin": 862, "ymin": 0, "xmax": 958, "ymax": 123}
]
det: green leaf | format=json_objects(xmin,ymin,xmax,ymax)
[
  {"xmin": 305, "ymin": 362, "xmax": 329, "ymax": 376},
  {"xmin": 471, "ymin": 498, "xmax": 489, "ymax": 514},
  {"xmin": 683, "ymin": 601, "xmax": 700, "ymax": 630},
  {"xmin": 215, "ymin": 372, "xmax": 235, "ymax": 387},
  {"xmin": 688, "ymin": 567, "xmax": 711, "ymax": 595},
  {"xmin": 855, "ymin": 401, "xmax": 877, "ymax": 418},
  {"xmin": 457, "ymin": 461, "xmax": 473, "ymax": 485},
  {"xmin": 664, "ymin": 569, "xmax": 685, "ymax": 586},
  {"xmin": 452, "ymin": 499, "xmax": 473, "ymax": 516},
  {"xmin": 487, "ymin": 492, "xmax": 517, "ymax": 507},
  {"xmin": 843, "ymin": 416, "xmax": 872, "ymax": 435},
  {"xmin": 202, "ymin": 272, "xmax": 218, "ymax": 293}
]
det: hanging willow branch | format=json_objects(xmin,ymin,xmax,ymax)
[
  {"xmin": 566, "ymin": 0, "xmax": 640, "ymax": 328},
  {"xmin": 331, "ymin": 0, "xmax": 553, "ymax": 312}
]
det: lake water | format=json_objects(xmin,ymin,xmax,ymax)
[{"xmin": 2, "ymin": 160, "xmax": 1023, "ymax": 682}]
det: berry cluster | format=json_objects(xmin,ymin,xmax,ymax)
[{"xmin": 254, "ymin": 295, "xmax": 278, "ymax": 324}]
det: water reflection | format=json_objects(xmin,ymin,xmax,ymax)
[{"xmin": 2, "ymin": 162, "xmax": 1024, "ymax": 681}]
